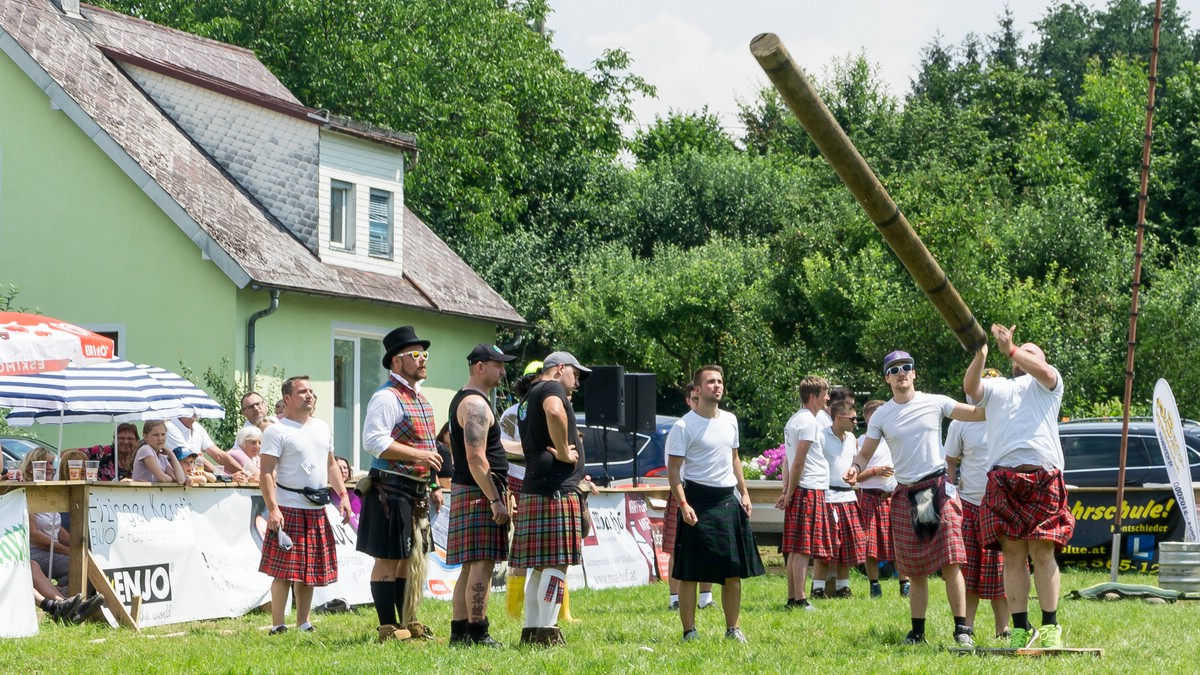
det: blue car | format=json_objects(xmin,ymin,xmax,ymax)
[{"xmin": 576, "ymin": 414, "xmax": 678, "ymax": 481}]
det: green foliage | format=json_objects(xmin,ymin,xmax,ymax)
[
  {"xmin": 178, "ymin": 358, "xmax": 280, "ymax": 450},
  {"xmin": 631, "ymin": 108, "xmax": 736, "ymax": 165}
]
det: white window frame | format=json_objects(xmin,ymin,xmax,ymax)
[{"xmin": 329, "ymin": 179, "xmax": 355, "ymax": 250}]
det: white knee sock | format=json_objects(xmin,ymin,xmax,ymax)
[
  {"xmin": 536, "ymin": 568, "xmax": 567, "ymax": 627},
  {"xmin": 523, "ymin": 569, "xmax": 542, "ymax": 628}
]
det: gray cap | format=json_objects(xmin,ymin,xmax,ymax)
[{"xmin": 542, "ymin": 351, "xmax": 592, "ymax": 380}]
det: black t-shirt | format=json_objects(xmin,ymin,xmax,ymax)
[
  {"xmin": 518, "ymin": 379, "xmax": 584, "ymax": 496},
  {"xmin": 448, "ymin": 388, "xmax": 508, "ymax": 487},
  {"xmin": 435, "ymin": 442, "xmax": 453, "ymax": 481}
]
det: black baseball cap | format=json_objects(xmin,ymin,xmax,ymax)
[{"xmin": 467, "ymin": 343, "xmax": 517, "ymax": 364}]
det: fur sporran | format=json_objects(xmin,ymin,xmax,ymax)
[
  {"xmin": 403, "ymin": 502, "xmax": 431, "ymax": 625},
  {"xmin": 907, "ymin": 483, "xmax": 943, "ymax": 540}
]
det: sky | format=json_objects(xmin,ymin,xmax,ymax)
[{"xmin": 546, "ymin": 0, "xmax": 1200, "ymax": 134}]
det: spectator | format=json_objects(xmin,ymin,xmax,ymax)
[
  {"xmin": 56, "ymin": 449, "xmax": 87, "ymax": 481},
  {"xmin": 331, "ymin": 456, "xmax": 362, "ymax": 530},
  {"xmin": 240, "ymin": 391, "xmax": 269, "ymax": 428},
  {"xmin": 229, "ymin": 426, "xmax": 264, "ymax": 481},
  {"xmin": 132, "ymin": 421, "xmax": 187, "ymax": 485},
  {"xmin": 434, "ymin": 423, "xmax": 454, "ymax": 492},
  {"xmin": 274, "ymin": 399, "xmax": 285, "ymax": 417},
  {"xmin": 167, "ymin": 416, "xmax": 240, "ymax": 473},
  {"xmin": 176, "ymin": 448, "xmax": 215, "ymax": 485},
  {"xmin": 23, "ymin": 448, "xmax": 72, "ymax": 591},
  {"xmin": 257, "ymin": 415, "xmax": 279, "ymax": 432},
  {"xmin": 32, "ymin": 563, "xmax": 102, "ymax": 624},
  {"xmin": 84, "ymin": 422, "xmax": 140, "ymax": 481}
]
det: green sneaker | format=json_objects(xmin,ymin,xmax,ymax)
[
  {"xmin": 1039, "ymin": 624, "xmax": 1063, "ymax": 649},
  {"xmin": 1009, "ymin": 626, "xmax": 1039, "ymax": 649}
]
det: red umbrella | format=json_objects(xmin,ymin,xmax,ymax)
[{"xmin": 0, "ymin": 312, "xmax": 115, "ymax": 375}]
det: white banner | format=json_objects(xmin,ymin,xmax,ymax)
[
  {"xmin": 0, "ymin": 490, "xmax": 38, "ymax": 638},
  {"xmin": 1153, "ymin": 379, "xmax": 1199, "ymax": 542},
  {"xmin": 580, "ymin": 493, "xmax": 651, "ymax": 589}
]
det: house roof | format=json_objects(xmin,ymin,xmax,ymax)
[{"xmin": 0, "ymin": 0, "xmax": 523, "ymax": 326}]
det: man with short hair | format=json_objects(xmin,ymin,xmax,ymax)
[
  {"xmin": 669, "ymin": 365, "xmax": 764, "ymax": 643},
  {"xmin": 259, "ymin": 375, "xmax": 352, "ymax": 635},
  {"xmin": 823, "ymin": 400, "xmax": 865, "ymax": 598},
  {"xmin": 817, "ymin": 386, "xmax": 854, "ymax": 429},
  {"xmin": 167, "ymin": 415, "xmax": 240, "ymax": 473},
  {"xmin": 845, "ymin": 350, "xmax": 984, "ymax": 647},
  {"xmin": 775, "ymin": 375, "xmax": 831, "ymax": 610},
  {"xmin": 360, "ymin": 326, "xmax": 445, "ymax": 643},
  {"xmin": 965, "ymin": 325, "xmax": 1075, "ymax": 650},
  {"xmin": 241, "ymin": 391, "xmax": 268, "ymax": 428},
  {"xmin": 664, "ymin": 384, "xmax": 716, "ymax": 612},
  {"xmin": 446, "ymin": 343, "xmax": 518, "ymax": 647},
  {"xmin": 511, "ymin": 351, "xmax": 590, "ymax": 646},
  {"xmin": 856, "ymin": 400, "xmax": 905, "ymax": 598}
]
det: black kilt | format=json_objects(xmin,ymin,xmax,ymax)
[
  {"xmin": 673, "ymin": 482, "xmax": 764, "ymax": 583},
  {"xmin": 356, "ymin": 469, "xmax": 428, "ymax": 560}
]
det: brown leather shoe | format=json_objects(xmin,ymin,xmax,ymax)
[
  {"xmin": 519, "ymin": 627, "xmax": 537, "ymax": 645},
  {"xmin": 406, "ymin": 621, "xmax": 434, "ymax": 640},
  {"xmin": 378, "ymin": 624, "xmax": 413, "ymax": 643},
  {"xmin": 532, "ymin": 627, "xmax": 565, "ymax": 646}
]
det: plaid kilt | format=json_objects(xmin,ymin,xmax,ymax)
[
  {"xmin": 890, "ymin": 475, "xmax": 966, "ymax": 577},
  {"xmin": 506, "ymin": 474, "xmax": 524, "ymax": 494},
  {"xmin": 782, "ymin": 487, "xmax": 833, "ymax": 560},
  {"xmin": 979, "ymin": 468, "xmax": 1075, "ymax": 551},
  {"xmin": 961, "ymin": 501, "xmax": 1005, "ymax": 599},
  {"xmin": 447, "ymin": 483, "xmax": 509, "ymax": 565},
  {"xmin": 259, "ymin": 506, "xmax": 338, "ymax": 586},
  {"xmin": 510, "ymin": 492, "xmax": 582, "ymax": 569},
  {"xmin": 663, "ymin": 493, "xmax": 680, "ymax": 554},
  {"xmin": 829, "ymin": 500, "xmax": 866, "ymax": 567},
  {"xmin": 673, "ymin": 482, "xmax": 764, "ymax": 583},
  {"xmin": 859, "ymin": 489, "xmax": 894, "ymax": 561}
]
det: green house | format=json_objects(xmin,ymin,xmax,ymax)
[{"xmin": 0, "ymin": 0, "xmax": 524, "ymax": 467}]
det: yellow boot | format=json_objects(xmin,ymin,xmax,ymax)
[
  {"xmin": 506, "ymin": 574, "xmax": 525, "ymax": 619},
  {"xmin": 559, "ymin": 580, "xmax": 579, "ymax": 623}
]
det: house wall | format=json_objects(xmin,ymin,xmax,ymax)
[{"xmin": 317, "ymin": 131, "xmax": 406, "ymax": 274}]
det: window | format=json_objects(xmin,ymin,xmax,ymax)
[
  {"xmin": 330, "ymin": 180, "xmax": 354, "ymax": 249},
  {"xmin": 368, "ymin": 189, "xmax": 393, "ymax": 259},
  {"xmin": 80, "ymin": 324, "xmax": 123, "ymax": 358}
]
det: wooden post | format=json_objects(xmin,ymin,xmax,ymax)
[{"xmin": 85, "ymin": 548, "xmax": 139, "ymax": 630}]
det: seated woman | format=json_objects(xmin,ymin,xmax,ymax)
[
  {"xmin": 176, "ymin": 448, "xmax": 215, "ymax": 485},
  {"xmin": 22, "ymin": 448, "xmax": 72, "ymax": 592},
  {"xmin": 56, "ymin": 449, "xmax": 88, "ymax": 531},
  {"xmin": 227, "ymin": 425, "xmax": 263, "ymax": 483},
  {"xmin": 32, "ymin": 562, "xmax": 102, "ymax": 624},
  {"xmin": 331, "ymin": 456, "xmax": 361, "ymax": 530},
  {"xmin": 131, "ymin": 420, "xmax": 187, "ymax": 485},
  {"xmin": 84, "ymin": 422, "xmax": 140, "ymax": 481}
]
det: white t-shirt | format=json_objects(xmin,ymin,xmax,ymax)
[
  {"xmin": 499, "ymin": 403, "xmax": 525, "ymax": 481},
  {"xmin": 978, "ymin": 370, "xmax": 1065, "ymax": 470},
  {"xmin": 857, "ymin": 434, "xmax": 898, "ymax": 492},
  {"xmin": 944, "ymin": 420, "xmax": 989, "ymax": 505},
  {"xmin": 823, "ymin": 428, "xmax": 858, "ymax": 504},
  {"xmin": 866, "ymin": 392, "xmax": 958, "ymax": 484},
  {"xmin": 783, "ymin": 408, "xmax": 822, "ymax": 489},
  {"xmin": 665, "ymin": 410, "xmax": 739, "ymax": 488},
  {"xmin": 262, "ymin": 417, "xmax": 333, "ymax": 510},
  {"xmin": 167, "ymin": 419, "xmax": 215, "ymax": 456},
  {"xmin": 816, "ymin": 409, "xmax": 833, "ymax": 431}
]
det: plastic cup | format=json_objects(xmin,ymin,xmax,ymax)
[
  {"xmin": 212, "ymin": 465, "xmax": 225, "ymax": 479},
  {"xmin": 68, "ymin": 459, "xmax": 83, "ymax": 480},
  {"xmin": 32, "ymin": 460, "xmax": 47, "ymax": 482},
  {"xmin": 85, "ymin": 461, "xmax": 100, "ymax": 482}
]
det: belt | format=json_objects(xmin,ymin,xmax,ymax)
[
  {"xmin": 860, "ymin": 488, "xmax": 890, "ymax": 496},
  {"xmin": 994, "ymin": 464, "xmax": 1042, "ymax": 473},
  {"xmin": 901, "ymin": 467, "xmax": 946, "ymax": 488},
  {"xmin": 828, "ymin": 485, "xmax": 854, "ymax": 492},
  {"xmin": 371, "ymin": 469, "xmax": 429, "ymax": 496}
]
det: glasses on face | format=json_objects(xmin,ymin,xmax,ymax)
[
  {"xmin": 404, "ymin": 350, "xmax": 430, "ymax": 361},
  {"xmin": 885, "ymin": 363, "xmax": 914, "ymax": 376},
  {"xmin": 838, "ymin": 415, "xmax": 858, "ymax": 422},
  {"xmin": 241, "ymin": 400, "xmax": 263, "ymax": 411}
]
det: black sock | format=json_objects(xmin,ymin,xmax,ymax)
[
  {"xmin": 954, "ymin": 616, "xmax": 968, "ymax": 632},
  {"xmin": 870, "ymin": 580, "xmax": 881, "ymax": 586},
  {"xmin": 394, "ymin": 578, "xmax": 408, "ymax": 624},
  {"xmin": 911, "ymin": 618, "xmax": 925, "ymax": 635},
  {"xmin": 797, "ymin": 598, "xmax": 810, "ymax": 607},
  {"xmin": 1012, "ymin": 612, "xmax": 1032, "ymax": 631},
  {"xmin": 371, "ymin": 581, "xmax": 397, "ymax": 626},
  {"xmin": 1042, "ymin": 609, "xmax": 1057, "ymax": 626}
]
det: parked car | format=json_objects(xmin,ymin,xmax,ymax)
[
  {"xmin": 575, "ymin": 414, "xmax": 678, "ymax": 482},
  {"xmin": 1059, "ymin": 418, "xmax": 1200, "ymax": 488},
  {"xmin": 1, "ymin": 434, "xmax": 59, "ymax": 475}
]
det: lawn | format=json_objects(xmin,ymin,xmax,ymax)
[{"xmin": 4, "ymin": 569, "xmax": 1196, "ymax": 674}]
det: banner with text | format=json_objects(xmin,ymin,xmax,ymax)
[
  {"xmin": 0, "ymin": 490, "xmax": 38, "ymax": 638},
  {"xmin": 1153, "ymin": 379, "xmax": 1199, "ymax": 542},
  {"xmin": 581, "ymin": 493, "xmax": 653, "ymax": 589},
  {"xmin": 1059, "ymin": 488, "xmax": 1184, "ymax": 573}
]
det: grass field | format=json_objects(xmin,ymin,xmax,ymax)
[{"xmin": 5, "ymin": 569, "xmax": 1197, "ymax": 674}]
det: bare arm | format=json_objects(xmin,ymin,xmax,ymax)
[
  {"xmin": 732, "ymin": 448, "xmax": 751, "ymax": 516},
  {"xmin": 542, "ymin": 395, "xmax": 577, "ymax": 464},
  {"xmin": 205, "ymin": 444, "xmax": 241, "ymax": 473},
  {"xmin": 964, "ymin": 345, "xmax": 988, "ymax": 402},
  {"xmin": 668, "ymin": 455, "xmax": 696, "ymax": 526},
  {"xmin": 775, "ymin": 440, "xmax": 811, "ymax": 510},
  {"xmin": 844, "ymin": 436, "xmax": 880, "ymax": 484},
  {"xmin": 993, "ymin": 323, "xmax": 1058, "ymax": 389},
  {"xmin": 461, "ymin": 397, "xmax": 508, "ymax": 523},
  {"xmin": 28, "ymin": 515, "xmax": 69, "ymax": 554},
  {"xmin": 948, "ymin": 402, "xmax": 985, "ymax": 422},
  {"xmin": 259, "ymin": 454, "xmax": 283, "ymax": 532}
]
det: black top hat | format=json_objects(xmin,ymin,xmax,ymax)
[{"xmin": 382, "ymin": 326, "xmax": 431, "ymax": 369}]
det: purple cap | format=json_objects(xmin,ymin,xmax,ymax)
[{"xmin": 881, "ymin": 350, "xmax": 913, "ymax": 374}]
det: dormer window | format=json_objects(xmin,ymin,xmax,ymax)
[
  {"xmin": 330, "ymin": 180, "xmax": 354, "ymax": 249},
  {"xmin": 368, "ymin": 189, "xmax": 393, "ymax": 259}
]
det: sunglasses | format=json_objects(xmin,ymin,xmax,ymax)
[
  {"xmin": 885, "ymin": 363, "xmax": 914, "ymax": 376},
  {"xmin": 404, "ymin": 350, "xmax": 430, "ymax": 360}
]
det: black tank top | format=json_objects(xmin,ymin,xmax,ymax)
[
  {"xmin": 518, "ymin": 379, "xmax": 584, "ymax": 496},
  {"xmin": 448, "ymin": 388, "xmax": 508, "ymax": 487}
]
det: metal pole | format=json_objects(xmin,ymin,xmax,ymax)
[{"xmin": 1111, "ymin": 0, "xmax": 1164, "ymax": 582}]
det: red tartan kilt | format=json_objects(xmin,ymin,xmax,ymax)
[
  {"xmin": 858, "ymin": 489, "xmax": 894, "ymax": 561},
  {"xmin": 979, "ymin": 468, "xmax": 1076, "ymax": 551},
  {"xmin": 961, "ymin": 501, "xmax": 1006, "ymax": 599},
  {"xmin": 259, "ymin": 506, "xmax": 338, "ymax": 586},
  {"xmin": 782, "ymin": 487, "xmax": 833, "ymax": 560},
  {"xmin": 506, "ymin": 474, "xmax": 524, "ymax": 495},
  {"xmin": 510, "ymin": 492, "xmax": 582, "ymax": 569},
  {"xmin": 890, "ymin": 477, "xmax": 966, "ymax": 577},
  {"xmin": 446, "ymin": 484, "xmax": 509, "ymax": 565},
  {"xmin": 663, "ymin": 493, "xmax": 680, "ymax": 553},
  {"xmin": 829, "ymin": 500, "xmax": 866, "ymax": 566}
]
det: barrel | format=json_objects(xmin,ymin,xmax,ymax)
[{"xmin": 1158, "ymin": 541, "xmax": 1200, "ymax": 592}]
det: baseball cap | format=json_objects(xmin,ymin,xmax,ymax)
[
  {"xmin": 542, "ymin": 351, "xmax": 592, "ymax": 380},
  {"xmin": 881, "ymin": 350, "xmax": 914, "ymax": 374},
  {"xmin": 173, "ymin": 447, "xmax": 199, "ymax": 461},
  {"xmin": 467, "ymin": 343, "xmax": 517, "ymax": 364}
]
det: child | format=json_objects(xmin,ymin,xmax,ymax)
[{"xmin": 176, "ymin": 448, "xmax": 216, "ymax": 485}]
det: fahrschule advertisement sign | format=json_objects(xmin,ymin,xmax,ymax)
[{"xmin": 1059, "ymin": 489, "xmax": 1185, "ymax": 573}]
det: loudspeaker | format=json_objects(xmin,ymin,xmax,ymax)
[
  {"xmin": 583, "ymin": 365, "xmax": 624, "ymax": 427},
  {"xmin": 620, "ymin": 373, "xmax": 657, "ymax": 434}
]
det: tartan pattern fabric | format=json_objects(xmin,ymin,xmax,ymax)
[
  {"xmin": 979, "ymin": 467, "xmax": 1076, "ymax": 551},
  {"xmin": 858, "ymin": 489, "xmax": 894, "ymax": 561},
  {"xmin": 829, "ymin": 501, "xmax": 866, "ymax": 566},
  {"xmin": 890, "ymin": 476, "xmax": 966, "ymax": 577},
  {"xmin": 782, "ymin": 487, "xmax": 833, "ymax": 560},
  {"xmin": 506, "ymin": 473, "xmax": 523, "ymax": 495},
  {"xmin": 961, "ymin": 501, "xmax": 1006, "ymax": 599},
  {"xmin": 446, "ymin": 484, "xmax": 508, "ymax": 564},
  {"xmin": 258, "ymin": 506, "xmax": 338, "ymax": 586},
  {"xmin": 510, "ymin": 492, "xmax": 582, "ymax": 569},
  {"xmin": 384, "ymin": 383, "xmax": 436, "ymax": 482},
  {"xmin": 662, "ymin": 492, "xmax": 680, "ymax": 553},
  {"xmin": 672, "ymin": 482, "xmax": 764, "ymax": 583}
]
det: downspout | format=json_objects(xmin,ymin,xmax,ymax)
[{"xmin": 245, "ymin": 290, "xmax": 281, "ymax": 388}]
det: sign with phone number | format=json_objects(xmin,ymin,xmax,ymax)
[{"xmin": 1058, "ymin": 488, "xmax": 1186, "ymax": 573}]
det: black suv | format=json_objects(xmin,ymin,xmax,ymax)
[{"xmin": 1059, "ymin": 418, "xmax": 1200, "ymax": 488}]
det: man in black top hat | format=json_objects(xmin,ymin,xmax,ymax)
[
  {"xmin": 447, "ymin": 344, "xmax": 518, "ymax": 647},
  {"xmin": 360, "ymin": 325, "xmax": 444, "ymax": 642}
]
